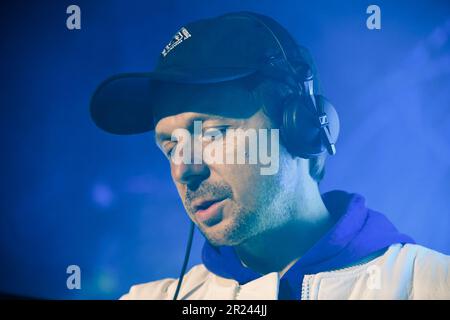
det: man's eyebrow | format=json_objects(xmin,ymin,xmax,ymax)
[
  {"xmin": 154, "ymin": 114, "xmax": 229, "ymax": 144},
  {"xmin": 154, "ymin": 131, "xmax": 171, "ymax": 145}
]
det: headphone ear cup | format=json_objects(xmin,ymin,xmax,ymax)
[{"xmin": 281, "ymin": 94, "xmax": 339, "ymax": 158}]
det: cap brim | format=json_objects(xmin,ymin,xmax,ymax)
[{"xmin": 90, "ymin": 67, "xmax": 257, "ymax": 135}]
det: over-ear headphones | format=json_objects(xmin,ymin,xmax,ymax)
[{"xmin": 230, "ymin": 11, "xmax": 340, "ymax": 159}]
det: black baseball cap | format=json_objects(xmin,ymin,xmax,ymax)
[{"xmin": 90, "ymin": 11, "xmax": 318, "ymax": 134}]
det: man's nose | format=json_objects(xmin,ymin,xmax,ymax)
[
  {"xmin": 172, "ymin": 161, "xmax": 210, "ymax": 189},
  {"xmin": 171, "ymin": 134, "xmax": 210, "ymax": 188}
]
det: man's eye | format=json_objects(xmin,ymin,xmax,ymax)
[
  {"xmin": 202, "ymin": 127, "xmax": 228, "ymax": 142},
  {"xmin": 166, "ymin": 148, "xmax": 174, "ymax": 158},
  {"xmin": 164, "ymin": 143, "xmax": 177, "ymax": 158}
]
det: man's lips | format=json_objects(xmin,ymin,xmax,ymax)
[{"xmin": 192, "ymin": 197, "xmax": 228, "ymax": 225}]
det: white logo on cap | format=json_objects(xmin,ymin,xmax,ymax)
[{"xmin": 161, "ymin": 27, "xmax": 192, "ymax": 57}]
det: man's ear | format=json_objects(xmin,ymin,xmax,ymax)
[{"xmin": 309, "ymin": 154, "xmax": 327, "ymax": 182}]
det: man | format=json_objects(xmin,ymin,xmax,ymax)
[{"xmin": 90, "ymin": 11, "xmax": 450, "ymax": 299}]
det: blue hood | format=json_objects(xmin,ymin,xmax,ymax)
[{"xmin": 201, "ymin": 190, "xmax": 415, "ymax": 299}]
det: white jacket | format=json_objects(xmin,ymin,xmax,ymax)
[{"xmin": 120, "ymin": 243, "xmax": 450, "ymax": 300}]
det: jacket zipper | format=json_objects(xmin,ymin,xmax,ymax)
[
  {"xmin": 301, "ymin": 261, "xmax": 374, "ymax": 300},
  {"xmin": 234, "ymin": 285, "xmax": 241, "ymax": 300}
]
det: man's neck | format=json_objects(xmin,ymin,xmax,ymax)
[{"xmin": 234, "ymin": 194, "xmax": 335, "ymax": 276}]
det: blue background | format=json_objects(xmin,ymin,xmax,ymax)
[{"xmin": 0, "ymin": 0, "xmax": 449, "ymax": 299}]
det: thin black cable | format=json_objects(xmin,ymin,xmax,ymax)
[{"xmin": 172, "ymin": 221, "xmax": 195, "ymax": 300}]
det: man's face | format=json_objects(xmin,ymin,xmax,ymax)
[{"xmin": 155, "ymin": 109, "xmax": 301, "ymax": 246}]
